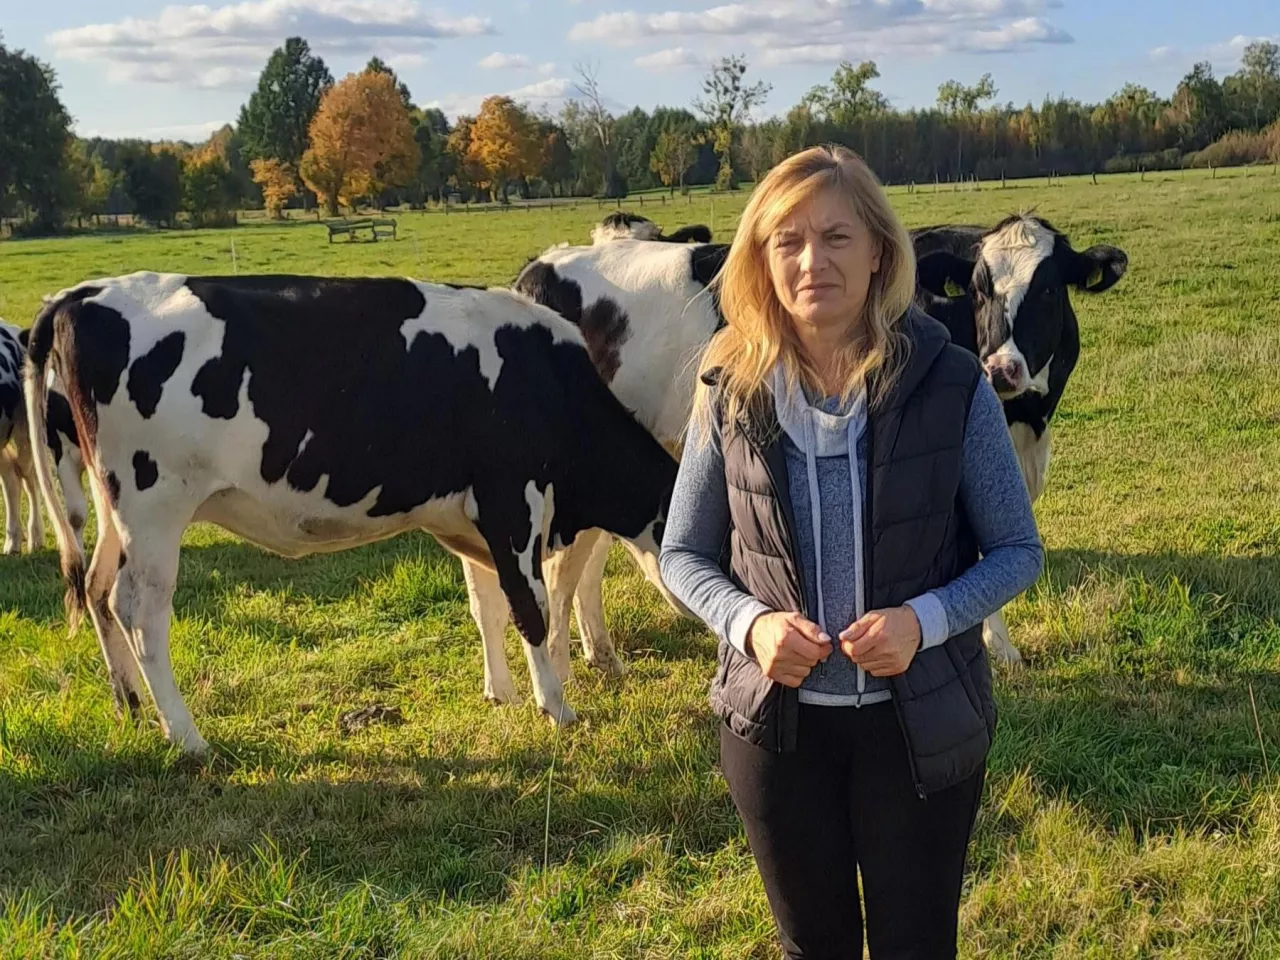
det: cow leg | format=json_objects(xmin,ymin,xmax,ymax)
[
  {"xmin": 983, "ymin": 609, "xmax": 1024, "ymax": 667},
  {"xmin": 84, "ymin": 512, "xmax": 145, "ymax": 718},
  {"xmin": 474, "ymin": 482, "xmax": 576, "ymax": 725},
  {"xmin": 0, "ymin": 452, "xmax": 20, "ymax": 555},
  {"xmin": 573, "ymin": 532, "xmax": 625, "ymax": 678},
  {"xmin": 461, "ymin": 557, "xmax": 521, "ymax": 706},
  {"xmin": 11, "ymin": 432, "xmax": 45, "ymax": 551},
  {"xmin": 543, "ymin": 532, "xmax": 598, "ymax": 684},
  {"xmin": 58, "ymin": 450, "xmax": 88, "ymax": 552},
  {"xmin": 112, "ymin": 508, "xmax": 206, "ymax": 755}
]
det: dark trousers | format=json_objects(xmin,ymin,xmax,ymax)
[{"xmin": 719, "ymin": 702, "xmax": 984, "ymax": 960}]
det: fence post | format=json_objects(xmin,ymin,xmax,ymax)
[
  {"xmin": 1001, "ymin": 169, "xmax": 1006, "ymax": 189},
  {"xmin": 1092, "ymin": 171, "xmax": 1098, "ymax": 185},
  {"xmin": 1212, "ymin": 165, "xmax": 1216, "ymax": 179}
]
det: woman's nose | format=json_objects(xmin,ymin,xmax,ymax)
[{"xmin": 799, "ymin": 240, "xmax": 823, "ymax": 272}]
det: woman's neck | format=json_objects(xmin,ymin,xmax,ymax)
[{"xmin": 794, "ymin": 319, "xmax": 864, "ymax": 396}]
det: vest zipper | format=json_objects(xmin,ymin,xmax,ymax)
[{"xmin": 863, "ymin": 415, "xmax": 927, "ymax": 800}]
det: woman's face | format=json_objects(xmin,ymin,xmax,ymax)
[{"xmin": 766, "ymin": 189, "xmax": 883, "ymax": 335}]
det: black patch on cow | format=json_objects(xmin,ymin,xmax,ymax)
[
  {"xmin": 513, "ymin": 262, "xmax": 584, "ymax": 325},
  {"xmin": 664, "ymin": 224, "xmax": 712, "ymax": 244},
  {"xmin": 133, "ymin": 450, "xmax": 159, "ymax": 491},
  {"xmin": 600, "ymin": 211, "xmax": 652, "ymax": 231},
  {"xmin": 106, "ymin": 471, "xmax": 121, "ymax": 505},
  {"xmin": 32, "ymin": 287, "xmax": 123, "ymax": 449},
  {"xmin": 579, "ymin": 298, "xmax": 631, "ymax": 383},
  {"xmin": 45, "ymin": 389, "xmax": 79, "ymax": 463},
  {"xmin": 690, "ymin": 244, "xmax": 730, "ymax": 289},
  {"xmin": 442, "ymin": 282, "xmax": 488, "ymax": 290},
  {"xmin": 17, "ymin": 327, "xmax": 30, "ymax": 349},
  {"xmin": 128, "ymin": 331, "xmax": 185, "ymax": 418},
  {"xmin": 119, "ymin": 550, "xmax": 128, "ymax": 569}
]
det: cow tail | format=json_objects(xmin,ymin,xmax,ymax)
[{"xmin": 24, "ymin": 299, "xmax": 86, "ymax": 632}]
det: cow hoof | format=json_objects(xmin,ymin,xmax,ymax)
[
  {"xmin": 541, "ymin": 702, "xmax": 578, "ymax": 726},
  {"xmin": 587, "ymin": 651, "xmax": 626, "ymax": 679},
  {"xmin": 992, "ymin": 645, "xmax": 1025, "ymax": 668},
  {"xmin": 176, "ymin": 732, "xmax": 210, "ymax": 758},
  {"xmin": 485, "ymin": 688, "xmax": 523, "ymax": 707},
  {"xmin": 2, "ymin": 541, "xmax": 18, "ymax": 556}
]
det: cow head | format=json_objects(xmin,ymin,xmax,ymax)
[
  {"xmin": 591, "ymin": 211, "xmax": 712, "ymax": 246},
  {"xmin": 917, "ymin": 215, "xmax": 1127, "ymax": 400}
]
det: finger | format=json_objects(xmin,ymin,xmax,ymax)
[
  {"xmin": 789, "ymin": 616, "xmax": 832, "ymax": 649},
  {"xmin": 849, "ymin": 625, "xmax": 887, "ymax": 660},
  {"xmin": 783, "ymin": 629, "xmax": 831, "ymax": 665},
  {"xmin": 839, "ymin": 616, "xmax": 873, "ymax": 647}
]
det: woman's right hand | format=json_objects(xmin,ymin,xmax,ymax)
[{"xmin": 746, "ymin": 611, "xmax": 832, "ymax": 687}]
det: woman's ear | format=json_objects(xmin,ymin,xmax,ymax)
[{"xmin": 870, "ymin": 237, "xmax": 883, "ymax": 274}]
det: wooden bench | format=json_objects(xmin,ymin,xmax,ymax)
[{"xmin": 325, "ymin": 217, "xmax": 397, "ymax": 243}]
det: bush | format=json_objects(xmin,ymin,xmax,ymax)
[{"xmin": 1184, "ymin": 129, "xmax": 1272, "ymax": 169}]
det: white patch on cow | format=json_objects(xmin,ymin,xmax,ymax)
[
  {"xmin": 296, "ymin": 429, "xmax": 315, "ymax": 458},
  {"xmin": 515, "ymin": 480, "xmax": 552, "ymax": 616},
  {"xmin": 529, "ymin": 240, "xmax": 721, "ymax": 445},
  {"xmin": 398, "ymin": 283, "xmax": 584, "ymax": 390},
  {"xmin": 979, "ymin": 217, "xmax": 1056, "ymax": 332},
  {"xmin": 592, "ymin": 219, "xmax": 661, "ymax": 244},
  {"xmin": 1008, "ymin": 421, "xmax": 1052, "ymax": 504}
]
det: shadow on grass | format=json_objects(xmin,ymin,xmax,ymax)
[{"xmin": 0, "ymin": 716, "xmax": 731, "ymax": 922}]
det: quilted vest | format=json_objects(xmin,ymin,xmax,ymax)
[{"xmin": 707, "ymin": 307, "xmax": 996, "ymax": 795}]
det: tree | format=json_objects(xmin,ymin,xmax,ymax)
[
  {"xmin": 1232, "ymin": 41, "xmax": 1280, "ymax": 129},
  {"xmin": 693, "ymin": 55, "xmax": 772, "ymax": 190},
  {"xmin": 365, "ymin": 57, "xmax": 414, "ymax": 109},
  {"xmin": 250, "ymin": 158, "xmax": 298, "ymax": 218},
  {"xmin": 446, "ymin": 115, "xmax": 487, "ymax": 199},
  {"xmin": 467, "ymin": 96, "xmax": 539, "ymax": 202},
  {"xmin": 182, "ymin": 149, "xmax": 237, "ymax": 226},
  {"xmin": 803, "ymin": 60, "xmax": 888, "ymax": 126},
  {"xmin": 237, "ymin": 37, "xmax": 332, "ymax": 167},
  {"xmin": 119, "ymin": 145, "xmax": 182, "ymax": 226},
  {"xmin": 300, "ymin": 70, "xmax": 420, "ymax": 216},
  {"xmin": 537, "ymin": 122, "xmax": 574, "ymax": 197},
  {"xmin": 937, "ymin": 73, "xmax": 997, "ymax": 177},
  {"xmin": 650, "ymin": 128, "xmax": 696, "ymax": 194},
  {"xmin": 1170, "ymin": 62, "xmax": 1226, "ymax": 149},
  {"xmin": 0, "ymin": 38, "xmax": 74, "ymax": 232},
  {"xmin": 572, "ymin": 62, "xmax": 623, "ymax": 197},
  {"xmin": 410, "ymin": 107, "xmax": 452, "ymax": 204}
]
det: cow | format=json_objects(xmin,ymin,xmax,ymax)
[
  {"xmin": 0, "ymin": 322, "xmax": 44, "ymax": 554},
  {"xmin": 24, "ymin": 271, "xmax": 685, "ymax": 756},
  {"xmin": 591, "ymin": 211, "xmax": 713, "ymax": 246},
  {"xmin": 16, "ymin": 326, "xmax": 89, "ymax": 550},
  {"xmin": 441, "ymin": 231, "xmax": 728, "ymax": 703},
  {"xmin": 912, "ymin": 213, "xmax": 1129, "ymax": 663}
]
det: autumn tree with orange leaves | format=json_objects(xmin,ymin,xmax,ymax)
[
  {"xmin": 250, "ymin": 158, "xmax": 298, "ymax": 218},
  {"xmin": 466, "ymin": 96, "xmax": 539, "ymax": 202},
  {"xmin": 300, "ymin": 70, "xmax": 419, "ymax": 216}
]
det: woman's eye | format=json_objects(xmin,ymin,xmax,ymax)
[{"xmin": 827, "ymin": 233, "xmax": 850, "ymax": 243}]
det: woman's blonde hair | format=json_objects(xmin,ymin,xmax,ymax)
[{"xmin": 693, "ymin": 144, "xmax": 916, "ymax": 436}]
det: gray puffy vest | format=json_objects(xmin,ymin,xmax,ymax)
[{"xmin": 707, "ymin": 308, "xmax": 996, "ymax": 796}]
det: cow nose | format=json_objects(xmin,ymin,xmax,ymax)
[{"xmin": 987, "ymin": 358, "xmax": 1023, "ymax": 393}]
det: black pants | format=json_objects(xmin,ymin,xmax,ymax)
[{"xmin": 719, "ymin": 702, "xmax": 984, "ymax": 960}]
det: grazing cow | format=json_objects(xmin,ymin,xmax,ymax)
[
  {"xmin": 591, "ymin": 211, "xmax": 712, "ymax": 246},
  {"xmin": 25, "ymin": 272, "xmax": 683, "ymax": 755},
  {"xmin": 16, "ymin": 327, "xmax": 89, "ymax": 550},
  {"xmin": 449, "ymin": 231, "xmax": 727, "ymax": 702},
  {"xmin": 0, "ymin": 322, "xmax": 43, "ymax": 554},
  {"xmin": 913, "ymin": 214, "xmax": 1129, "ymax": 662}
]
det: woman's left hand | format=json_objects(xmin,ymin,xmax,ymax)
[{"xmin": 840, "ymin": 606, "xmax": 921, "ymax": 677}]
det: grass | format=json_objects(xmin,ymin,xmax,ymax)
[{"xmin": 0, "ymin": 168, "xmax": 1279, "ymax": 957}]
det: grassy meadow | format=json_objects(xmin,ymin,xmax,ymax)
[{"xmin": 1, "ymin": 168, "xmax": 1279, "ymax": 957}]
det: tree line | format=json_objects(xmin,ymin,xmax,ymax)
[{"xmin": 2, "ymin": 32, "xmax": 1279, "ymax": 233}]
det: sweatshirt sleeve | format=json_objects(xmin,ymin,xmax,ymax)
[
  {"xmin": 659, "ymin": 412, "xmax": 773, "ymax": 658},
  {"xmin": 906, "ymin": 377, "xmax": 1046, "ymax": 649}
]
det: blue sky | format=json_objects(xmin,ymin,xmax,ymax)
[{"xmin": 5, "ymin": 1, "xmax": 1276, "ymax": 141}]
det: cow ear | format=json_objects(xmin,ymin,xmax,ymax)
[
  {"xmin": 17, "ymin": 327, "xmax": 31, "ymax": 349},
  {"xmin": 916, "ymin": 251, "xmax": 975, "ymax": 299},
  {"xmin": 1069, "ymin": 244, "xmax": 1128, "ymax": 294}
]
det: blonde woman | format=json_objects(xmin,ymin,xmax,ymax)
[{"xmin": 659, "ymin": 146, "xmax": 1043, "ymax": 959}]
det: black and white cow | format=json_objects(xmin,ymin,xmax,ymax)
[
  {"xmin": 16, "ymin": 326, "xmax": 89, "ymax": 550},
  {"xmin": 0, "ymin": 322, "xmax": 45, "ymax": 554},
  {"xmin": 912, "ymin": 214, "xmax": 1129, "ymax": 662},
  {"xmin": 436, "ymin": 232, "xmax": 730, "ymax": 703},
  {"xmin": 591, "ymin": 211, "xmax": 713, "ymax": 246},
  {"xmin": 25, "ymin": 272, "xmax": 684, "ymax": 755}
]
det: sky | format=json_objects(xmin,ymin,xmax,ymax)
[{"xmin": 4, "ymin": 1, "xmax": 1277, "ymax": 141}]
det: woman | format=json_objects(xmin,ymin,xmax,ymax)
[{"xmin": 659, "ymin": 145, "xmax": 1044, "ymax": 959}]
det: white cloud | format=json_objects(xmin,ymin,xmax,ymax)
[
  {"xmin": 572, "ymin": 0, "xmax": 1072, "ymax": 65},
  {"xmin": 479, "ymin": 52, "xmax": 533, "ymax": 69},
  {"xmin": 48, "ymin": 0, "xmax": 493, "ymax": 90},
  {"xmin": 77, "ymin": 119, "xmax": 229, "ymax": 141},
  {"xmin": 426, "ymin": 77, "xmax": 574, "ymax": 119},
  {"xmin": 1147, "ymin": 34, "xmax": 1279, "ymax": 73},
  {"xmin": 634, "ymin": 47, "xmax": 706, "ymax": 70}
]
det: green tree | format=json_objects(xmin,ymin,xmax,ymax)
[
  {"xmin": 937, "ymin": 73, "xmax": 997, "ymax": 177},
  {"xmin": 366, "ymin": 56, "xmax": 414, "ymax": 110},
  {"xmin": 1169, "ymin": 62, "xmax": 1226, "ymax": 149},
  {"xmin": 0, "ymin": 37, "xmax": 74, "ymax": 233},
  {"xmin": 803, "ymin": 61, "xmax": 888, "ymax": 126},
  {"xmin": 650, "ymin": 128, "xmax": 696, "ymax": 194},
  {"xmin": 410, "ymin": 107, "xmax": 452, "ymax": 204},
  {"xmin": 182, "ymin": 151, "xmax": 236, "ymax": 226},
  {"xmin": 119, "ymin": 145, "xmax": 182, "ymax": 226},
  {"xmin": 237, "ymin": 37, "xmax": 332, "ymax": 168},
  {"xmin": 693, "ymin": 55, "xmax": 771, "ymax": 190}
]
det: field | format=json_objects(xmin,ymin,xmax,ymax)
[{"xmin": 1, "ymin": 169, "xmax": 1279, "ymax": 957}]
